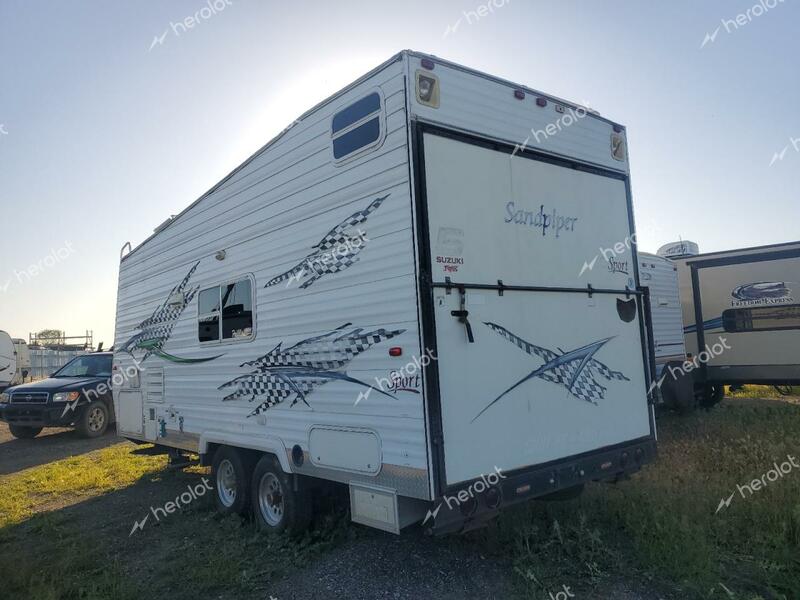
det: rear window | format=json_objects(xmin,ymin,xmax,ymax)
[
  {"xmin": 331, "ymin": 92, "xmax": 384, "ymax": 161},
  {"xmin": 54, "ymin": 355, "xmax": 112, "ymax": 378},
  {"xmin": 722, "ymin": 304, "xmax": 800, "ymax": 333}
]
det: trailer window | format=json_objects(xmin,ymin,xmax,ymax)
[
  {"xmin": 198, "ymin": 277, "xmax": 254, "ymax": 343},
  {"xmin": 722, "ymin": 304, "xmax": 800, "ymax": 333},
  {"xmin": 331, "ymin": 91, "xmax": 384, "ymax": 161}
]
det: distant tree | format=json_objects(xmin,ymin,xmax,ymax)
[{"xmin": 34, "ymin": 329, "xmax": 64, "ymax": 346}]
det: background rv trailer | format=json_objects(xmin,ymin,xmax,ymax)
[
  {"xmin": 638, "ymin": 253, "xmax": 693, "ymax": 410},
  {"xmin": 675, "ymin": 241, "xmax": 800, "ymax": 405},
  {"xmin": 639, "ymin": 252, "xmax": 685, "ymax": 366},
  {"xmin": 113, "ymin": 50, "xmax": 656, "ymax": 535},
  {"xmin": 0, "ymin": 331, "xmax": 16, "ymax": 391}
]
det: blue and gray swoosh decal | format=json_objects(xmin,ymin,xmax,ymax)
[{"xmin": 684, "ymin": 316, "xmax": 724, "ymax": 334}]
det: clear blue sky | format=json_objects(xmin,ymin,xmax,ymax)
[{"xmin": 1, "ymin": 0, "xmax": 798, "ymax": 346}]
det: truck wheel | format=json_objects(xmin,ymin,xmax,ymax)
[
  {"xmin": 212, "ymin": 446, "xmax": 253, "ymax": 516},
  {"xmin": 9, "ymin": 425, "xmax": 43, "ymax": 439},
  {"xmin": 76, "ymin": 403, "xmax": 109, "ymax": 438},
  {"xmin": 251, "ymin": 455, "xmax": 311, "ymax": 535},
  {"xmin": 698, "ymin": 383, "xmax": 724, "ymax": 408}
]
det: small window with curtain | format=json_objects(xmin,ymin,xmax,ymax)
[
  {"xmin": 722, "ymin": 304, "xmax": 800, "ymax": 333},
  {"xmin": 331, "ymin": 91, "xmax": 384, "ymax": 162},
  {"xmin": 198, "ymin": 276, "xmax": 255, "ymax": 343}
]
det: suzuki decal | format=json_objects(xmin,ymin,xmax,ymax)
[
  {"xmin": 265, "ymin": 194, "xmax": 388, "ymax": 290},
  {"xmin": 219, "ymin": 322, "xmax": 404, "ymax": 417},
  {"xmin": 472, "ymin": 322, "xmax": 629, "ymax": 422},
  {"xmin": 120, "ymin": 261, "xmax": 222, "ymax": 364}
]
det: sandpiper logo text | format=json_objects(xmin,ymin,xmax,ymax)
[{"xmin": 505, "ymin": 203, "xmax": 578, "ymax": 238}]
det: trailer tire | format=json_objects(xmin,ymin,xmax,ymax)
[
  {"xmin": 251, "ymin": 455, "xmax": 312, "ymax": 536},
  {"xmin": 76, "ymin": 402, "xmax": 109, "ymax": 438},
  {"xmin": 698, "ymin": 383, "xmax": 724, "ymax": 408},
  {"xmin": 212, "ymin": 446, "xmax": 254, "ymax": 517},
  {"xmin": 660, "ymin": 362, "xmax": 696, "ymax": 414},
  {"xmin": 9, "ymin": 425, "xmax": 43, "ymax": 439}
]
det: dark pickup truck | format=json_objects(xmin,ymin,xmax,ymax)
[{"xmin": 0, "ymin": 352, "xmax": 115, "ymax": 439}]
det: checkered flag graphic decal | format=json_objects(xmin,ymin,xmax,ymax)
[
  {"xmin": 120, "ymin": 261, "xmax": 203, "ymax": 362},
  {"xmin": 473, "ymin": 322, "xmax": 629, "ymax": 422},
  {"xmin": 219, "ymin": 322, "xmax": 405, "ymax": 417},
  {"xmin": 265, "ymin": 194, "xmax": 389, "ymax": 290}
]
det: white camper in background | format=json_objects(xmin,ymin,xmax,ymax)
[
  {"xmin": 113, "ymin": 51, "xmax": 656, "ymax": 535},
  {"xmin": 675, "ymin": 241, "xmax": 800, "ymax": 406},
  {"xmin": 638, "ymin": 253, "xmax": 694, "ymax": 410},
  {"xmin": 640, "ymin": 253, "xmax": 685, "ymax": 364},
  {"xmin": 11, "ymin": 339, "xmax": 31, "ymax": 385},
  {"xmin": 0, "ymin": 331, "xmax": 15, "ymax": 391}
]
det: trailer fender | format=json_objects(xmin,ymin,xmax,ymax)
[{"xmin": 199, "ymin": 432, "xmax": 292, "ymax": 474}]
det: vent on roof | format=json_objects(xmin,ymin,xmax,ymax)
[{"xmin": 154, "ymin": 215, "xmax": 175, "ymax": 233}]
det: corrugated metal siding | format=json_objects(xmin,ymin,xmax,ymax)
[
  {"xmin": 115, "ymin": 60, "xmax": 431, "ymax": 499},
  {"xmin": 639, "ymin": 253, "xmax": 684, "ymax": 361}
]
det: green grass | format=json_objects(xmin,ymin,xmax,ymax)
[
  {"xmin": 486, "ymin": 399, "xmax": 800, "ymax": 599},
  {"xmin": 0, "ymin": 443, "xmax": 166, "ymax": 528},
  {"xmin": 725, "ymin": 385, "xmax": 800, "ymax": 400},
  {"xmin": 0, "ymin": 443, "xmax": 352, "ymax": 600},
  {"xmin": 1, "ymin": 398, "xmax": 799, "ymax": 599}
]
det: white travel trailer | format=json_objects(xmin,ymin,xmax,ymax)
[
  {"xmin": 639, "ymin": 253, "xmax": 685, "ymax": 366},
  {"xmin": 0, "ymin": 331, "xmax": 16, "ymax": 391},
  {"xmin": 675, "ymin": 241, "xmax": 800, "ymax": 406},
  {"xmin": 638, "ymin": 253, "xmax": 693, "ymax": 410},
  {"xmin": 11, "ymin": 339, "xmax": 31, "ymax": 385},
  {"xmin": 113, "ymin": 51, "xmax": 656, "ymax": 535}
]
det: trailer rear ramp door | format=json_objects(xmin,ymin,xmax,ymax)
[{"xmin": 420, "ymin": 131, "xmax": 652, "ymax": 486}]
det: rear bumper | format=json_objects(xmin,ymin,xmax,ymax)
[
  {"xmin": 425, "ymin": 437, "xmax": 657, "ymax": 535},
  {"xmin": 0, "ymin": 403, "xmax": 77, "ymax": 428}
]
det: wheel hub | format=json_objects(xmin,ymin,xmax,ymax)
[
  {"xmin": 258, "ymin": 472, "xmax": 285, "ymax": 526},
  {"xmin": 216, "ymin": 459, "xmax": 237, "ymax": 507}
]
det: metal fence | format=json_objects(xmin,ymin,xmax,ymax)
[{"xmin": 28, "ymin": 348, "xmax": 88, "ymax": 380}]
